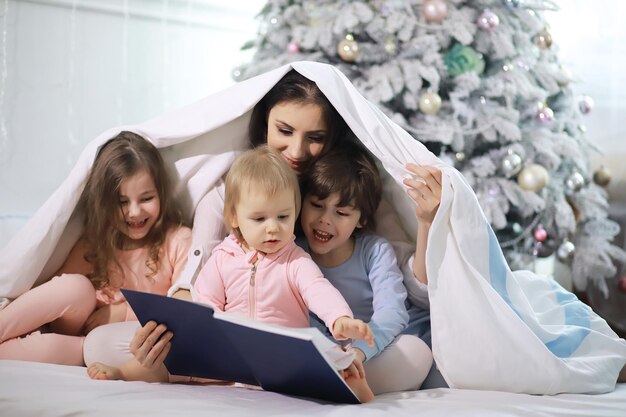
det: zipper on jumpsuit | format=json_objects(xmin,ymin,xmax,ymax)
[{"xmin": 249, "ymin": 263, "xmax": 257, "ymax": 320}]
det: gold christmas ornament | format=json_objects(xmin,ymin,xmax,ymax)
[
  {"xmin": 337, "ymin": 34, "xmax": 359, "ymax": 62},
  {"xmin": 517, "ymin": 163, "xmax": 549, "ymax": 192},
  {"xmin": 534, "ymin": 28, "xmax": 553, "ymax": 49},
  {"xmin": 593, "ymin": 166, "xmax": 612, "ymax": 186},
  {"xmin": 418, "ymin": 91, "xmax": 442, "ymax": 115}
]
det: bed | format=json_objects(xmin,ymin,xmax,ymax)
[
  {"xmin": 2, "ymin": 61, "xmax": 626, "ymax": 414},
  {"xmin": 0, "ymin": 360, "xmax": 624, "ymax": 417}
]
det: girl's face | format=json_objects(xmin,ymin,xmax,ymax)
[
  {"xmin": 266, "ymin": 102, "xmax": 327, "ymax": 174},
  {"xmin": 116, "ymin": 169, "xmax": 161, "ymax": 245},
  {"xmin": 231, "ymin": 186, "xmax": 296, "ymax": 254},
  {"xmin": 300, "ymin": 192, "xmax": 362, "ymax": 268}
]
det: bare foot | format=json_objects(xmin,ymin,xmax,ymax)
[
  {"xmin": 88, "ymin": 359, "xmax": 168, "ymax": 383},
  {"xmin": 87, "ymin": 362, "xmax": 122, "ymax": 380},
  {"xmin": 343, "ymin": 372, "xmax": 375, "ymax": 403}
]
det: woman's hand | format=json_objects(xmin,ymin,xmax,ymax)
[
  {"xmin": 129, "ymin": 320, "xmax": 173, "ymax": 369},
  {"xmin": 403, "ymin": 164, "xmax": 442, "ymax": 225},
  {"xmin": 84, "ymin": 302, "xmax": 128, "ymax": 333}
]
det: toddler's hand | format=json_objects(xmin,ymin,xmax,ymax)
[{"xmin": 332, "ymin": 317, "xmax": 373, "ymax": 347}]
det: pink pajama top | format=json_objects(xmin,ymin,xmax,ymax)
[
  {"xmin": 60, "ymin": 226, "xmax": 192, "ymax": 320},
  {"xmin": 193, "ymin": 234, "xmax": 353, "ymax": 331}
]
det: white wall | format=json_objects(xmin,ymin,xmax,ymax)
[
  {"xmin": 549, "ymin": 1, "xmax": 626, "ymax": 201},
  {"xmin": 1, "ymin": 0, "xmax": 625, "ymax": 248},
  {"xmin": 0, "ymin": 0, "xmax": 263, "ymax": 244}
]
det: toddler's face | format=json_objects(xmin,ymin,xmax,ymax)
[
  {"xmin": 116, "ymin": 169, "xmax": 160, "ymax": 246},
  {"xmin": 300, "ymin": 192, "xmax": 362, "ymax": 267},
  {"xmin": 232, "ymin": 187, "xmax": 296, "ymax": 254}
]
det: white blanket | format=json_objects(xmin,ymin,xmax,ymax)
[{"xmin": 1, "ymin": 61, "xmax": 625, "ymax": 394}]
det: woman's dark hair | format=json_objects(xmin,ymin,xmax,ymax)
[
  {"xmin": 248, "ymin": 70, "xmax": 348, "ymax": 167},
  {"xmin": 301, "ymin": 139, "xmax": 382, "ymax": 233},
  {"xmin": 80, "ymin": 131, "xmax": 184, "ymax": 289}
]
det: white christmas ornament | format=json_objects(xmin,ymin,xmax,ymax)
[
  {"xmin": 517, "ymin": 164, "xmax": 549, "ymax": 192},
  {"xmin": 418, "ymin": 91, "xmax": 442, "ymax": 115}
]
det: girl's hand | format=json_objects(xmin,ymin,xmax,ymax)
[
  {"xmin": 403, "ymin": 164, "xmax": 442, "ymax": 225},
  {"xmin": 332, "ymin": 317, "xmax": 374, "ymax": 347},
  {"xmin": 130, "ymin": 321, "xmax": 173, "ymax": 369},
  {"xmin": 84, "ymin": 302, "xmax": 128, "ymax": 333}
]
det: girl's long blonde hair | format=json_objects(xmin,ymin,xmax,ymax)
[{"xmin": 79, "ymin": 131, "xmax": 183, "ymax": 289}]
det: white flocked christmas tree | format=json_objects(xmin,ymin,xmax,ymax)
[{"xmin": 234, "ymin": 0, "xmax": 625, "ymax": 296}]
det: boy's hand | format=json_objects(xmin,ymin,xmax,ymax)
[{"xmin": 332, "ymin": 317, "xmax": 374, "ymax": 347}]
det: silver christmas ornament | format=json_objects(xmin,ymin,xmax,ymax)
[
  {"xmin": 579, "ymin": 95, "xmax": 594, "ymax": 114},
  {"xmin": 564, "ymin": 172, "xmax": 585, "ymax": 194},
  {"xmin": 557, "ymin": 240, "xmax": 576, "ymax": 262},
  {"xmin": 501, "ymin": 151, "xmax": 523, "ymax": 177}
]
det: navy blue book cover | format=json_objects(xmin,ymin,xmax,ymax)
[{"xmin": 122, "ymin": 289, "xmax": 359, "ymax": 404}]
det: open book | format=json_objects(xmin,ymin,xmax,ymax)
[{"xmin": 121, "ymin": 289, "xmax": 360, "ymax": 404}]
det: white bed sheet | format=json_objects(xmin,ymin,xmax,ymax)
[{"xmin": 1, "ymin": 360, "xmax": 624, "ymax": 417}]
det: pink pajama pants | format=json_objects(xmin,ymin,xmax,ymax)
[{"xmin": 0, "ymin": 274, "xmax": 96, "ymax": 365}]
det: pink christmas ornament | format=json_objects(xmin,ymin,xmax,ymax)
[
  {"xmin": 421, "ymin": 0, "xmax": 448, "ymax": 23},
  {"xmin": 534, "ymin": 226, "xmax": 548, "ymax": 242},
  {"xmin": 477, "ymin": 9, "xmax": 500, "ymax": 32},
  {"xmin": 287, "ymin": 41, "xmax": 300, "ymax": 54}
]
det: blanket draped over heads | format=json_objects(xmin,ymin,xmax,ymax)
[{"xmin": 1, "ymin": 61, "xmax": 624, "ymax": 394}]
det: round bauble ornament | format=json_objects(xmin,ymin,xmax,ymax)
[
  {"xmin": 593, "ymin": 166, "xmax": 612, "ymax": 186},
  {"xmin": 536, "ymin": 238, "xmax": 557, "ymax": 258},
  {"xmin": 517, "ymin": 164, "xmax": 549, "ymax": 192},
  {"xmin": 536, "ymin": 107, "xmax": 554, "ymax": 124},
  {"xmin": 556, "ymin": 240, "xmax": 575, "ymax": 262},
  {"xmin": 534, "ymin": 225, "xmax": 548, "ymax": 242},
  {"xmin": 501, "ymin": 0, "xmax": 521, "ymax": 10},
  {"xmin": 579, "ymin": 95, "xmax": 594, "ymax": 114},
  {"xmin": 501, "ymin": 151, "xmax": 523, "ymax": 177},
  {"xmin": 418, "ymin": 91, "xmax": 442, "ymax": 115},
  {"xmin": 231, "ymin": 66, "xmax": 243, "ymax": 81},
  {"xmin": 534, "ymin": 29, "xmax": 553, "ymax": 49},
  {"xmin": 445, "ymin": 44, "xmax": 485, "ymax": 76},
  {"xmin": 421, "ymin": 0, "xmax": 448, "ymax": 23},
  {"xmin": 564, "ymin": 172, "xmax": 585, "ymax": 194},
  {"xmin": 337, "ymin": 35, "xmax": 359, "ymax": 62},
  {"xmin": 477, "ymin": 9, "xmax": 500, "ymax": 32},
  {"xmin": 287, "ymin": 41, "xmax": 300, "ymax": 54}
]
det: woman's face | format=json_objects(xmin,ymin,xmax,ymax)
[{"xmin": 266, "ymin": 101, "xmax": 327, "ymax": 173}]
